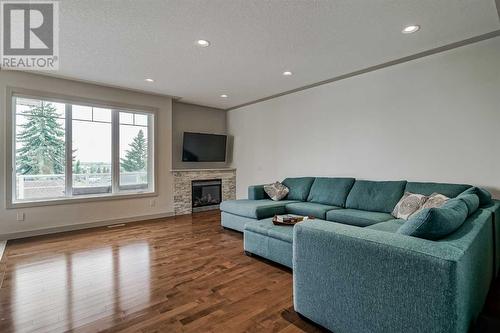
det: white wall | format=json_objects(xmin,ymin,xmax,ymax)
[
  {"xmin": 0, "ymin": 71, "xmax": 174, "ymax": 238},
  {"xmin": 228, "ymin": 37, "xmax": 500, "ymax": 199}
]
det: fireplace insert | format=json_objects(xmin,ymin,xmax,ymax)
[{"xmin": 192, "ymin": 179, "xmax": 222, "ymax": 212}]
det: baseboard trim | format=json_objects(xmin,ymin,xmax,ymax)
[{"xmin": 0, "ymin": 212, "xmax": 175, "ymax": 241}]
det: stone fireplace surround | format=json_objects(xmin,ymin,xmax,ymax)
[{"xmin": 172, "ymin": 168, "xmax": 236, "ymax": 215}]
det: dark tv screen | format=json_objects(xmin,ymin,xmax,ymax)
[{"xmin": 182, "ymin": 132, "xmax": 227, "ymax": 162}]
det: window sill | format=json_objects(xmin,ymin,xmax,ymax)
[{"xmin": 7, "ymin": 191, "xmax": 157, "ymax": 209}]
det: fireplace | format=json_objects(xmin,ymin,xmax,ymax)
[
  {"xmin": 192, "ymin": 179, "xmax": 222, "ymax": 212},
  {"xmin": 172, "ymin": 169, "xmax": 235, "ymax": 215}
]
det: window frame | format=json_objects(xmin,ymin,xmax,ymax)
[{"xmin": 5, "ymin": 87, "xmax": 158, "ymax": 209}]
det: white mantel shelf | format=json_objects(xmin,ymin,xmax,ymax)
[{"xmin": 171, "ymin": 168, "xmax": 236, "ymax": 172}]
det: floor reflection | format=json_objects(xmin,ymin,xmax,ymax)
[
  {"xmin": 8, "ymin": 241, "xmax": 151, "ymax": 332},
  {"xmin": 117, "ymin": 243, "xmax": 151, "ymax": 311},
  {"xmin": 12, "ymin": 255, "xmax": 69, "ymax": 332}
]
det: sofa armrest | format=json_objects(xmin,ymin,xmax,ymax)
[
  {"xmin": 293, "ymin": 219, "xmax": 492, "ymax": 333},
  {"xmin": 248, "ymin": 184, "xmax": 269, "ymax": 200},
  {"xmin": 482, "ymin": 199, "xmax": 500, "ymax": 276},
  {"xmin": 483, "ymin": 199, "xmax": 500, "ymax": 215}
]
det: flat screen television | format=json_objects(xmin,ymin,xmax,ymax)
[{"xmin": 182, "ymin": 132, "xmax": 227, "ymax": 162}]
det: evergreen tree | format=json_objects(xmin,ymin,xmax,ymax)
[
  {"xmin": 16, "ymin": 102, "xmax": 65, "ymax": 175},
  {"xmin": 74, "ymin": 160, "xmax": 82, "ymax": 174},
  {"xmin": 121, "ymin": 130, "xmax": 147, "ymax": 172}
]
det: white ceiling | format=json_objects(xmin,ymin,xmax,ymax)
[{"xmin": 49, "ymin": 0, "xmax": 500, "ymax": 109}]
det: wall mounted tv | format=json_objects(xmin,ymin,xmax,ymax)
[{"xmin": 182, "ymin": 132, "xmax": 227, "ymax": 162}]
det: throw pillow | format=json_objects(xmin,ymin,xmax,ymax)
[
  {"xmin": 264, "ymin": 182, "xmax": 289, "ymax": 201},
  {"xmin": 423, "ymin": 193, "xmax": 450, "ymax": 208},
  {"xmin": 410, "ymin": 192, "xmax": 449, "ymax": 217},
  {"xmin": 397, "ymin": 198, "xmax": 468, "ymax": 240},
  {"xmin": 391, "ymin": 192, "xmax": 428, "ymax": 220}
]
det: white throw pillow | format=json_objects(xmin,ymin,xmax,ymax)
[
  {"xmin": 422, "ymin": 193, "xmax": 449, "ymax": 208},
  {"xmin": 264, "ymin": 182, "xmax": 289, "ymax": 201},
  {"xmin": 411, "ymin": 192, "xmax": 450, "ymax": 217},
  {"xmin": 392, "ymin": 192, "xmax": 429, "ymax": 220}
]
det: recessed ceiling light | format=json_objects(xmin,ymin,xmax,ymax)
[
  {"xmin": 283, "ymin": 71, "xmax": 293, "ymax": 76},
  {"xmin": 196, "ymin": 39, "xmax": 210, "ymax": 47},
  {"xmin": 145, "ymin": 78, "xmax": 154, "ymax": 82},
  {"xmin": 220, "ymin": 94, "xmax": 228, "ymax": 98},
  {"xmin": 402, "ymin": 25, "xmax": 420, "ymax": 34}
]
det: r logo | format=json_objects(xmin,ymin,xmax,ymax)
[
  {"xmin": 1, "ymin": 1, "xmax": 58, "ymax": 69},
  {"xmin": 2, "ymin": 2, "xmax": 54, "ymax": 55}
]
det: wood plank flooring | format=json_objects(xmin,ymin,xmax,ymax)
[
  {"xmin": 1, "ymin": 210, "xmax": 500, "ymax": 333},
  {"xmin": 0, "ymin": 211, "xmax": 325, "ymax": 333}
]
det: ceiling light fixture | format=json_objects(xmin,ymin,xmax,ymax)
[
  {"xmin": 402, "ymin": 25, "xmax": 420, "ymax": 34},
  {"xmin": 220, "ymin": 94, "xmax": 228, "ymax": 98},
  {"xmin": 145, "ymin": 78, "xmax": 154, "ymax": 82},
  {"xmin": 196, "ymin": 39, "xmax": 210, "ymax": 47},
  {"xmin": 283, "ymin": 71, "xmax": 293, "ymax": 76}
]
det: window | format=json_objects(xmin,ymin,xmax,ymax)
[
  {"xmin": 11, "ymin": 93, "xmax": 155, "ymax": 205},
  {"xmin": 15, "ymin": 97, "xmax": 67, "ymax": 201},
  {"xmin": 119, "ymin": 112, "xmax": 151, "ymax": 191},
  {"xmin": 72, "ymin": 105, "xmax": 112, "ymax": 195}
]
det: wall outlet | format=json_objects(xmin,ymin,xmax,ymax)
[
  {"xmin": 149, "ymin": 199, "xmax": 157, "ymax": 208},
  {"xmin": 16, "ymin": 212, "xmax": 25, "ymax": 221}
]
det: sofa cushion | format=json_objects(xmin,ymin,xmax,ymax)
[
  {"xmin": 397, "ymin": 198, "xmax": 468, "ymax": 240},
  {"xmin": 405, "ymin": 181, "xmax": 470, "ymax": 198},
  {"xmin": 456, "ymin": 193, "xmax": 480, "ymax": 216},
  {"xmin": 326, "ymin": 209, "xmax": 393, "ymax": 227},
  {"xmin": 220, "ymin": 199, "xmax": 297, "ymax": 219},
  {"xmin": 282, "ymin": 177, "xmax": 316, "ymax": 201},
  {"xmin": 460, "ymin": 187, "xmax": 493, "ymax": 206},
  {"xmin": 244, "ymin": 218, "xmax": 295, "ymax": 243},
  {"xmin": 285, "ymin": 202, "xmax": 340, "ymax": 219},
  {"xmin": 365, "ymin": 219, "xmax": 405, "ymax": 233},
  {"xmin": 345, "ymin": 180, "xmax": 407, "ymax": 213},
  {"xmin": 307, "ymin": 177, "xmax": 355, "ymax": 207},
  {"xmin": 248, "ymin": 185, "xmax": 269, "ymax": 200}
]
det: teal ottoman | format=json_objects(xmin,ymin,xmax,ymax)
[{"xmin": 243, "ymin": 218, "xmax": 319, "ymax": 268}]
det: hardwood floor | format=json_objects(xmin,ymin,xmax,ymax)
[
  {"xmin": 2, "ymin": 211, "xmax": 500, "ymax": 333},
  {"xmin": 0, "ymin": 211, "xmax": 325, "ymax": 333}
]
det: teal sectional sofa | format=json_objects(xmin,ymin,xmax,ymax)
[{"xmin": 220, "ymin": 177, "xmax": 500, "ymax": 333}]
